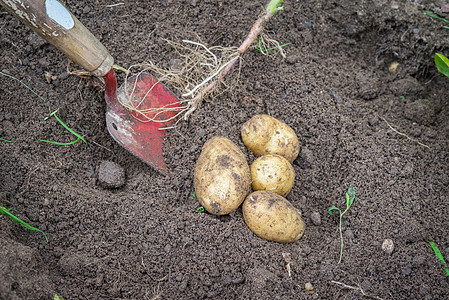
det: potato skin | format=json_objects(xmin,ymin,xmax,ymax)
[
  {"xmin": 241, "ymin": 114, "xmax": 300, "ymax": 163},
  {"xmin": 251, "ymin": 155, "xmax": 295, "ymax": 197},
  {"xmin": 194, "ymin": 137, "xmax": 251, "ymax": 215},
  {"xmin": 242, "ymin": 191, "xmax": 305, "ymax": 243}
]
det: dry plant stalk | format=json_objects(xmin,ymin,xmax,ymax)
[{"xmin": 120, "ymin": 0, "xmax": 286, "ymax": 123}]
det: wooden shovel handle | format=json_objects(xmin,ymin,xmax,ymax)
[{"xmin": 1, "ymin": 0, "xmax": 113, "ymax": 77}]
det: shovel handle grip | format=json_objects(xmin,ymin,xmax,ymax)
[{"xmin": 1, "ymin": 0, "xmax": 113, "ymax": 77}]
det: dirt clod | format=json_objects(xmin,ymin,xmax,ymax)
[
  {"xmin": 390, "ymin": 77, "xmax": 424, "ymax": 96},
  {"xmin": 97, "ymin": 161, "xmax": 126, "ymax": 189},
  {"xmin": 310, "ymin": 211, "xmax": 321, "ymax": 225}
]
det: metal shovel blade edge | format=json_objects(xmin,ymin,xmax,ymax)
[{"xmin": 105, "ymin": 73, "xmax": 180, "ymax": 175}]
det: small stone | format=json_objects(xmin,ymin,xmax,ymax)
[
  {"xmin": 402, "ymin": 267, "xmax": 412, "ymax": 276},
  {"xmin": 310, "ymin": 211, "xmax": 321, "ymax": 225},
  {"xmin": 305, "ymin": 282, "xmax": 313, "ymax": 291},
  {"xmin": 381, "ymin": 239, "xmax": 394, "ymax": 255},
  {"xmin": 83, "ymin": 6, "xmax": 91, "ymax": 14},
  {"xmin": 97, "ymin": 161, "xmax": 126, "ymax": 189},
  {"xmin": 164, "ymin": 244, "xmax": 172, "ymax": 253},
  {"xmin": 389, "ymin": 168, "xmax": 398, "ymax": 175},
  {"xmin": 301, "ymin": 147, "xmax": 314, "ymax": 163},
  {"xmin": 286, "ymin": 55, "xmax": 298, "ymax": 64},
  {"xmin": 198, "ymin": 128, "xmax": 205, "ymax": 137}
]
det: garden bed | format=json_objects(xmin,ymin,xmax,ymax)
[{"xmin": 1, "ymin": 0, "xmax": 448, "ymax": 299}]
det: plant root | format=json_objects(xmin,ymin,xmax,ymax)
[
  {"xmin": 119, "ymin": 0, "xmax": 285, "ymax": 125},
  {"xmin": 331, "ymin": 281, "xmax": 385, "ymax": 300}
]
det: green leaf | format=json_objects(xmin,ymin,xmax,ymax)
[
  {"xmin": 0, "ymin": 205, "xmax": 48, "ymax": 242},
  {"xmin": 430, "ymin": 241, "xmax": 449, "ymax": 276},
  {"xmin": 266, "ymin": 0, "xmax": 283, "ymax": 15},
  {"xmin": 193, "ymin": 206, "xmax": 205, "ymax": 213},
  {"xmin": 0, "ymin": 137, "xmax": 12, "ymax": 143},
  {"xmin": 435, "ymin": 53, "xmax": 449, "ymax": 78},
  {"xmin": 328, "ymin": 206, "xmax": 339, "ymax": 215},
  {"xmin": 38, "ymin": 137, "xmax": 81, "ymax": 146},
  {"xmin": 422, "ymin": 10, "xmax": 449, "ymax": 24},
  {"xmin": 346, "ymin": 186, "xmax": 356, "ymax": 207}
]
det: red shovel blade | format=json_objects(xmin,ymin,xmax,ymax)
[{"xmin": 104, "ymin": 71, "xmax": 180, "ymax": 175}]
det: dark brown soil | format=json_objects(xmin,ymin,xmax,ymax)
[{"xmin": 1, "ymin": 1, "xmax": 449, "ymax": 299}]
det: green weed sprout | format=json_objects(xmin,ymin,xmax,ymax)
[
  {"xmin": 328, "ymin": 185, "xmax": 356, "ymax": 263},
  {"xmin": 422, "ymin": 10, "xmax": 449, "ymax": 29},
  {"xmin": 0, "ymin": 137, "xmax": 12, "ymax": 143},
  {"xmin": 434, "ymin": 53, "xmax": 449, "ymax": 78},
  {"xmin": 38, "ymin": 110, "xmax": 87, "ymax": 146},
  {"xmin": 0, "ymin": 205, "xmax": 48, "ymax": 242},
  {"xmin": 429, "ymin": 241, "xmax": 449, "ymax": 276},
  {"xmin": 192, "ymin": 193, "xmax": 205, "ymax": 213},
  {"xmin": 193, "ymin": 206, "xmax": 205, "ymax": 213},
  {"xmin": 0, "ymin": 71, "xmax": 86, "ymax": 146}
]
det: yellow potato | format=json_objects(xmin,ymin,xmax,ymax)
[
  {"xmin": 241, "ymin": 114, "xmax": 300, "ymax": 163},
  {"xmin": 251, "ymin": 154, "xmax": 295, "ymax": 197},
  {"xmin": 242, "ymin": 191, "xmax": 305, "ymax": 243},
  {"xmin": 194, "ymin": 137, "xmax": 251, "ymax": 215}
]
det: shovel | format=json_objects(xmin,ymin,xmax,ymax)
[{"xmin": 1, "ymin": 0, "xmax": 180, "ymax": 175}]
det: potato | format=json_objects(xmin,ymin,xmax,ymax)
[
  {"xmin": 242, "ymin": 191, "xmax": 305, "ymax": 243},
  {"xmin": 251, "ymin": 154, "xmax": 295, "ymax": 197},
  {"xmin": 241, "ymin": 114, "xmax": 300, "ymax": 163},
  {"xmin": 194, "ymin": 136, "xmax": 251, "ymax": 215}
]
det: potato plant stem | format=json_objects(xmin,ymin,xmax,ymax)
[
  {"xmin": 338, "ymin": 209, "xmax": 345, "ymax": 264},
  {"xmin": 186, "ymin": 0, "xmax": 284, "ymax": 116}
]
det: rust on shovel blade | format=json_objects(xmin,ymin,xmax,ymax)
[{"xmin": 104, "ymin": 70, "xmax": 180, "ymax": 175}]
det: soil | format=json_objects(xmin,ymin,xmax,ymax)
[{"xmin": 1, "ymin": 0, "xmax": 449, "ymax": 299}]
